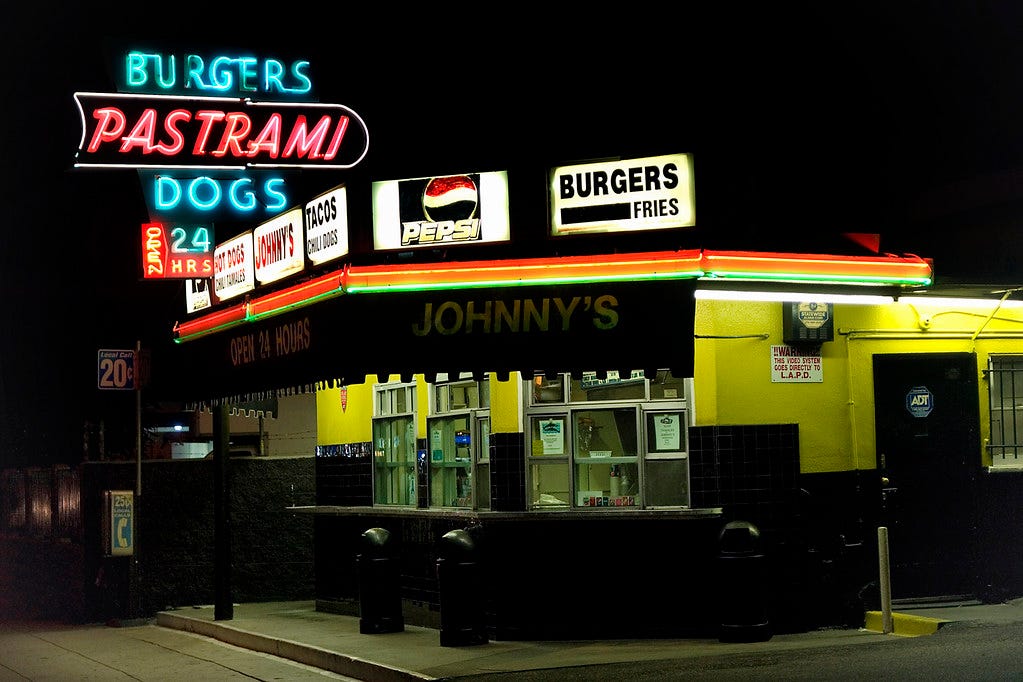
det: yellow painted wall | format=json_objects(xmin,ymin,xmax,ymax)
[
  {"xmin": 316, "ymin": 372, "xmax": 524, "ymax": 446},
  {"xmin": 694, "ymin": 297, "xmax": 1023, "ymax": 473},
  {"xmin": 317, "ymin": 381, "xmax": 374, "ymax": 444},
  {"xmin": 490, "ymin": 373, "xmax": 522, "ymax": 434}
]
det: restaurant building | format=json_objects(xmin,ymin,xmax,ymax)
[
  {"xmin": 77, "ymin": 45, "xmax": 1023, "ymax": 639},
  {"xmin": 152, "ymin": 149, "xmax": 1023, "ymax": 639}
]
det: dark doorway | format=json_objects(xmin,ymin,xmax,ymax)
[{"xmin": 872, "ymin": 352, "xmax": 981, "ymax": 600}]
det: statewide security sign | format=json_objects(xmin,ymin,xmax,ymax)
[
  {"xmin": 97, "ymin": 349, "xmax": 137, "ymax": 390},
  {"xmin": 906, "ymin": 386, "xmax": 934, "ymax": 418},
  {"xmin": 550, "ymin": 153, "xmax": 695, "ymax": 236}
]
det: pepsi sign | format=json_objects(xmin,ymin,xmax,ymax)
[{"xmin": 371, "ymin": 171, "xmax": 510, "ymax": 251}]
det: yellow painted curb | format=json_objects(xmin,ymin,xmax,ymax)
[{"xmin": 863, "ymin": 611, "xmax": 949, "ymax": 637}]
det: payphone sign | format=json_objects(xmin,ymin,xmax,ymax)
[{"xmin": 109, "ymin": 490, "xmax": 134, "ymax": 556}]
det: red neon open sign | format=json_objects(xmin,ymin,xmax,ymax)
[{"xmin": 142, "ymin": 222, "xmax": 214, "ymax": 279}]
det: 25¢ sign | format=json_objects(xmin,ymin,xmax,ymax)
[{"xmin": 97, "ymin": 349, "xmax": 137, "ymax": 390}]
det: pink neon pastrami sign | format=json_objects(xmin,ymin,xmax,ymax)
[{"xmin": 74, "ymin": 93, "xmax": 368, "ymax": 170}]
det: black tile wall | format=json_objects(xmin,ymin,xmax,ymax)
[
  {"xmin": 688, "ymin": 423, "xmax": 800, "ymax": 533},
  {"xmin": 315, "ymin": 443, "xmax": 372, "ymax": 506},
  {"xmin": 489, "ymin": 432, "xmax": 525, "ymax": 511}
]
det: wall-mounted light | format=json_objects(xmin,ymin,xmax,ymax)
[{"xmin": 695, "ymin": 289, "xmax": 898, "ymax": 305}]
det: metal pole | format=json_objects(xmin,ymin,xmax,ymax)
[
  {"xmin": 213, "ymin": 402, "xmax": 233, "ymax": 621},
  {"xmin": 131, "ymin": 340, "xmax": 142, "ymax": 621},
  {"xmin": 878, "ymin": 526, "xmax": 893, "ymax": 634}
]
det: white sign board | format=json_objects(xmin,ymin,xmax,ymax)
[
  {"xmin": 213, "ymin": 231, "xmax": 255, "ymax": 301},
  {"xmin": 305, "ymin": 185, "xmax": 350, "ymax": 265},
  {"xmin": 184, "ymin": 278, "xmax": 213, "ymax": 314},
  {"xmin": 550, "ymin": 153, "xmax": 695, "ymax": 235},
  {"xmin": 253, "ymin": 207, "xmax": 305, "ymax": 285},
  {"xmin": 771, "ymin": 345, "xmax": 823, "ymax": 383}
]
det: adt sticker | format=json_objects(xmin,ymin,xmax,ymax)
[{"xmin": 906, "ymin": 386, "xmax": 934, "ymax": 418}]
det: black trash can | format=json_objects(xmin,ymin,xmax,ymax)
[
  {"xmin": 357, "ymin": 527, "xmax": 404, "ymax": 634},
  {"xmin": 436, "ymin": 528, "xmax": 488, "ymax": 647},
  {"xmin": 717, "ymin": 520, "xmax": 772, "ymax": 643}
]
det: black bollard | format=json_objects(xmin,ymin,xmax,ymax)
[
  {"xmin": 357, "ymin": 527, "xmax": 404, "ymax": 634},
  {"xmin": 717, "ymin": 520, "xmax": 772, "ymax": 643},
  {"xmin": 436, "ymin": 528, "xmax": 488, "ymax": 647}
]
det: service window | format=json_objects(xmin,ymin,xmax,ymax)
[
  {"xmin": 525, "ymin": 370, "xmax": 691, "ymax": 510},
  {"xmin": 428, "ymin": 374, "xmax": 490, "ymax": 509},
  {"xmin": 573, "ymin": 407, "xmax": 640, "ymax": 507},
  {"xmin": 372, "ymin": 382, "xmax": 417, "ymax": 506},
  {"xmin": 642, "ymin": 407, "xmax": 690, "ymax": 507},
  {"xmin": 528, "ymin": 415, "xmax": 570, "ymax": 507}
]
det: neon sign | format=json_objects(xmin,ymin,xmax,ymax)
[
  {"xmin": 74, "ymin": 93, "xmax": 368, "ymax": 169},
  {"xmin": 141, "ymin": 222, "xmax": 214, "ymax": 279},
  {"xmin": 123, "ymin": 52, "xmax": 312, "ymax": 97},
  {"xmin": 151, "ymin": 174, "xmax": 288, "ymax": 212}
]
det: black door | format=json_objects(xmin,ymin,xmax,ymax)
[{"xmin": 872, "ymin": 352, "xmax": 980, "ymax": 600}]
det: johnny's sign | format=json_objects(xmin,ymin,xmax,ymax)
[{"xmin": 550, "ymin": 153, "xmax": 695, "ymax": 236}]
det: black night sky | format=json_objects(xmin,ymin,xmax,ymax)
[{"xmin": 3, "ymin": 4, "xmax": 1023, "ymax": 466}]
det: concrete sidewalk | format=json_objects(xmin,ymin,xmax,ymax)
[{"xmin": 153, "ymin": 598, "xmax": 1023, "ymax": 681}]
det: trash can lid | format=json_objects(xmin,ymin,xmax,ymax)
[{"xmin": 719, "ymin": 520, "xmax": 762, "ymax": 554}]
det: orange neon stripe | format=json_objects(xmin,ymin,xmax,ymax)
[
  {"xmin": 247, "ymin": 270, "xmax": 344, "ymax": 318},
  {"xmin": 701, "ymin": 250, "xmax": 932, "ymax": 278},
  {"xmin": 173, "ymin": 301, "xmax": 248, "ymax": 339},
  {"xmin": 344, "ymin": 250, "xmax": 704, "ymax": 289}
]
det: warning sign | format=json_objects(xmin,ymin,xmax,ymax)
[{"xmin": 771, "ymin": 345, "xmax": 823, "ymax": 383}]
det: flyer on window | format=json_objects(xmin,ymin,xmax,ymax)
[{"xmin": 539, "ymin": 418, "xmax": 564, "ymax": 455}]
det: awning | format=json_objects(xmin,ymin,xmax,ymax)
[{"xmin": 151, "ymin": 279, "xmax": 697, "ymax": 405}]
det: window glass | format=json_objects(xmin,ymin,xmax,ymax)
[
  {"xmin": 530, "ymin": 374, "xmax": 565, "ymax": 404},
  {"xmin": 643, "ymin": 459, "xmax": 689, "ymax": 507},
  {"xmin": 373, "ymin": 382, "xmax": 417, "ymax": 506},
  {"xmin": 427, "ymin": 415, "xmax": 473, "ymax": 507},
  {"xmin": 475, "ymin": 416, "xmax": 491, "ymax": 509},
  {"xmin": 649, "ymin": 370, "xmax": 687, "ymax": 401},
  {"xmin": 570, "ymin": 371, "xmax": 647, "ymax": 402},
  {"xmin": 531, "ymin": 416, "xmax": 567, "ymax": 457},
  {"xmin": 573, "ymin": 408, "xmax": 639, "ymax": 507},
  {"xmin": 988, "ymin": 355, "xmax": 1023, "ymax": 467},
  {"xmin": 429, "ymin": 376, "xmax": 490, "ymax": 509},
  {"xmin": 524, "ymin": 369, "xmax": 693, "ymax": 510},
  {"xmin": 372, "ymin": 416, "xmax": 416, "ymax": 505},
  {"xmin": 531, "ymin": 461, "xmax": 570, "ymax": 507},
  {"xmin": 434, "ymin": 377, "xmax": 489, "ymax": 411}
]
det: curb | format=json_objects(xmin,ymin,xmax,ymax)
[
  {"xmin": 863, "ymin": 611, "xmax": 949, "ymax": 637},
  {"xmin": 156, "ymin": 611, "xmax": 435, "ymax": 682}
]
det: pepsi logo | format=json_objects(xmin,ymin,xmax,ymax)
[{"xmin": 422, "ymin": 175, "xmax": 479, "ymax": 223}]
